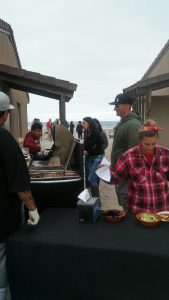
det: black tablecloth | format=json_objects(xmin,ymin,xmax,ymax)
[{"xmin": 6, "ymin": 208, "xmax": 169, "ymax": 300}]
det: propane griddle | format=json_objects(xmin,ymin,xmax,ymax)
[{"xmin": 29, "ymin": 125, "xmax": 81, "ymax": 182}]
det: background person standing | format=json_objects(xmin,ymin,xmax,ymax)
[
  {"xmin": 82, "ymin": 117, "xmax": 104, "ymax": 200},
  {"xmin": 76, "ymin": 121, "xmax": 83, "ymax": 139},
  {"xmin": 69, "ymin": 121, "xmax": 75, "ymax": 135},
  {"xmin": 109, "ymin": 93, "xmax": 142, "ymax": 210},
  {"xmin": 46, "ymin": 118, "xmax": 52, "ymax": 140},
  {"xmin": 0, "ymin": 92, "xmax": 40, "ymax": 300}
]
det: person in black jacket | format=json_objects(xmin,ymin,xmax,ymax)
[
  {"xmin": 69, "ymin": 121, "xmax": 75, "ymax": 135},
  {"xmin": 0, "ymin": 92, "xmax": 40, "ymax": 300},
  {"xmin": 76, "ymin": 121, "xmax": 83, "ymax": 139},
  {"xmin": 93, "ymin": 118, "xmax": 108, "ymax": 151},
  {"xmin": 82, "ymin": 117, "xmax": 104, "ymax": 199}
]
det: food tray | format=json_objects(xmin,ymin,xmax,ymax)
[{"xmin": 30, "ymin": 171, "xmax": 80, "ymax": 180}]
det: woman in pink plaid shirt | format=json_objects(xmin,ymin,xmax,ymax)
[{"xmin": 109, "ymin": 120, "xmax": 169, "ymax": 213}]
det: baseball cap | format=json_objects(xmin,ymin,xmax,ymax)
[
  {"xmin": 109, "ymin": 93, "xmax": 133, "ymax": 106},
  {"xmin": 0, "ymin": 92, "xmax": 15, "ymax": 111}
]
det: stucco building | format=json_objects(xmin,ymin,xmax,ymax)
[
  {"xmin": 124, "ymin": 40, "xmax": 169, "ymax": 147},
  {"xmin": 0, "ymin": 19, "xmax": 29, "ymax": 139}
]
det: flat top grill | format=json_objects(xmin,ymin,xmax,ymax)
[
  {"xmin": 29, "ymin": 170, "xmax": 80, "ymax": 181},
  {"xmin": 29, "ymin": 125, "xmax": 82, "ymax": 181}
]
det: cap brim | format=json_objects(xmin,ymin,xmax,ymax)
[
  {"xmin": 109, "ymin": 101, "xmax": 115, "ymax": 105},
  {"xmin": 9, "ymin": 104, "xmax": 15, "ymax": 109}
]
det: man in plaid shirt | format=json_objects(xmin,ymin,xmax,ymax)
[{"xmin": 109, "ymin": 120, "xmax": 169, "ymax": 213}]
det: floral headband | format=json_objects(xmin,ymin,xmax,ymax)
[{"xmin": 139, "ymin": 125, "xmax": 164, "ymax": 132}]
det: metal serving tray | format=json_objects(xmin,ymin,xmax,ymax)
[{"xmin": 29, "ymin": 170, "xmax": 80, "ymax": 181}]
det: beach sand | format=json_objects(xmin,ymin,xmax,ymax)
[
  {"xmin": 99, "ymin": 131, "xmax": 122, "ymax": 210},
  {"xmin": 41, "ymin": 129, "xmax": 121, "ymax": 210}
]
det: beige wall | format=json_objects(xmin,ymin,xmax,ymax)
[
  {"xmin": 142, "ymin": 46, "xmax": 169, "ymax": 137},
  {"xmin": 146, "ymin": 48, "xmax": 169, "ymax": 97},
  {"xmin": 149, "ymin": 96, "xmax": 169, "ymax": 147},
  {"xmin": 147, "ymin": 48, "xmax": 169, "ymax": 78},
  {"xmin": 152, "ymin": 87, "xmax": 169, "ymax": 97},
  {"xmin": 0, "ymin": 30, "xmax": 28, "ymax": 140},
  {"xmin": 0, "ymin": 31, "xmax": 18, "ymax": 66}
]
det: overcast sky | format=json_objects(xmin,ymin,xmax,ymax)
[{"xmin": 1, "ymin": 0, "xmax": 169, "ymax": 122}]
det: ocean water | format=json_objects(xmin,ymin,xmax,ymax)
[
  {"xmin": 99, "ymin": 121, "xmax": 117, "ymax": 129},
  {"xmin": 28, "ymin": 120, "xmax": 117, "ymax": 130}
]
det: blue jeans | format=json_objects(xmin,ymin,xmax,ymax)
[{"xmin": 85, "ymin": 154, "xmax": 104, "ymax": 187}]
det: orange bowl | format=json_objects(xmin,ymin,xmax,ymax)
[
  {"xmin": 103, "ymin": 210, "xmax": 126, "ymax": 223},
  {"xmin": 136, "ymin": 212, "xmax": 161, "ymax": 228}
]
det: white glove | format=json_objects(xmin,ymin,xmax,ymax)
[{"xmin": 27, "ymin": 209, "xmax": 40, "ymax": 225}]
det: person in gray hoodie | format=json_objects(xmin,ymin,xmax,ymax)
[{"xmin": 109, "ymin": 93, "xmax": 142, "ymax": 210}]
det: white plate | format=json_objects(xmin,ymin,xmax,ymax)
[
  {"xmin": 157, "ymin": 211, "xmax": 169, "ymax": 222},
  {"xmin": 157, "ymin": 211, "xmax": 169, "ymax": 215}
]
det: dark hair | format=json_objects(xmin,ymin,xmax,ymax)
[
  {"xmin": 139, "ymin": 130, "xmax": 159, "ymax": 141},
  {"xmin": 31, "ymin": 122, "xmax": 42, "ymax": 131},
  {"xmin": 0, "ymin": 111, "xmax": 6, "ymax": 118},
  {"xmin": 93, "ymin": 118, "xmax": 103, "ymax": 131},
  {"xmin": 83, "ymin": 117, "xmax": 96, "ymax": 133}
]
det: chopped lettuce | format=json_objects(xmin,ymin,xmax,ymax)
[{"xmin": 140, "ymin": 213, "xmax": 158, "ymax": 222}]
